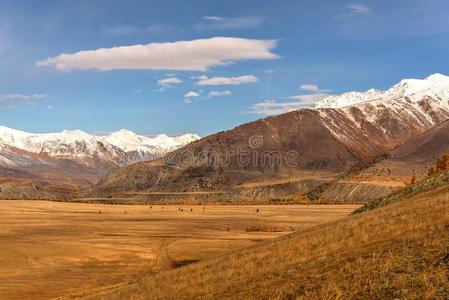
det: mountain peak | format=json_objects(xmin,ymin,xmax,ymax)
[
  {"xmin": 0, "ymin": 126, "xmax": 200, "ymax": 163},
  {"xmin": 425, "ymin": 73, "xmax": 449, "ymax": 83},
  {"xmin": 314, "ymin": 73, "xmax": 449, "ymax": 109}
]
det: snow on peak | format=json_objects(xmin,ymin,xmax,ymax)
[
  {"xmin": 0, "ymin": 126, "xmax": 32, "ymax": 150},
  {"xmin": 0, "ymin": 126, "xmax": 200, "ymax": 163},
  {"xmin": 313, "ymin": 89, "xmax": 384, "ymax": 109},
  {"xmin": 102, "ymin": 129, "xmax": 149, "ymax": 152},
  {"xmin": 313, "ymin": 73, "xmax": 449, "ymax": 109},
  {"xmin": 425, "ymin": 73, "xmax": 449, "ymax": 83},
  {"xmin": 139, "ymin": 133, "xmax": 199, "ymax": 150}
]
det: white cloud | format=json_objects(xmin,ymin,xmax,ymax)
[
  {"xmin": 249, "ymin": 93, "xmax": 331, "ymax": 115},
  {"xmin": 208, "ymin": 90, "xmax": 232, "ymax": 98},
  {"xmin": 344, "ymin": 4, "xmax": 371, "ymax": 16},
  {"xmin": 184, "ymin": 91, "xmax": 200, "ymax": 98},
  {"xmin": 299, "ymin": 84, "xmax": 319, "ymax": 92},
  {"xmin": 184, "ymin": 98, "xmax": 192, "ymax": 104},
  {"xmin": 197, "ymin": 75, "xmax": 258, "ymax": 86},
  {"xmin": 0, "ymin": 93, "xmax": 46, "ymax": 108},
  {"xmin": 195, "ymin": 16, "xmax": 265, "ymax": 30},
  {"xmin": 157, "ymin": 77, "xmax": 182, "ymax": 87},
  {"xmin": 37, "ymin": 37, "xmax": 278, "ymax": 72}
]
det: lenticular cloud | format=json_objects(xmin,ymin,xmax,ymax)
[{"xmin": 37, "ymin": 37, "xmax": 279, "ymax": 72}]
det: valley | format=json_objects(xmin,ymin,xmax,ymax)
[
  {"xmin": 2, "ymin": 2, "xmax": 449, "ymax": 298},
  {"xmin": 0, "ymin": 200, "xmax": 357, "ymax": 299},
  {"xmin": 1, "ymin": 74, "xmax": 449, "ymax": 299},
  {"xmin": 87, "ymin": 169, "xmax": 449, "ymax": 300}
]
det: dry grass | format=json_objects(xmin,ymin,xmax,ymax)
[
  {"xmin": 0, "ymin": 201, "xmax": 355, "ymax": 299},
  {"xmin": 89, "ymin": 184, "xmax": 449, "ymax": 299}
]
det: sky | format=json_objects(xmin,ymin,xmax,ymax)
[{"xmin": 0, "ymin": 0, "xmax": 449, "ymax": 136}]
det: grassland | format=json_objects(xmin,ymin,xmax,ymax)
[
  {"xmin": 0, "ymin": 201, "xmax": 356, "ymax": 299},
  {"xmin": 88, "ymin": 182, "xmax": 449, "ymax": 299}
]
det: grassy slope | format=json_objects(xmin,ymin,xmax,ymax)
[
  {"xmin": 355, "ymin": 170, "xmax": 449, "ymax": 213},
  {"xmin": 86, "ymin": 179, "xmax": 449, "ymax": 299}
]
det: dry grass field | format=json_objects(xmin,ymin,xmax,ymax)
[
  {"xmin": 0, "ymin": 201, "xmax": 357, "ymax": 299},
  {"xmin": 90, "ymin": 183, "xmax": 449, "ymax": 299}
]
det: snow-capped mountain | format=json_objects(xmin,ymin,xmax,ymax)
[
  {"xmin": 313, "ymin": 89, "xmax": 384, "ymax": 109},
  {"xmin": 94, "ymin": 73, "xmax": 449, "ymax": 196},
  {"xmin": 314, "ymin": 73, "xmax": 449, "ymax": 157},
  {"xmin": 0, "ymin": 127, "xmax": 200, "ymax": 169},
  {"xmin": 101, "ymin": 130, "xmax": 200, "ymax": 156},
  {"xmin": 100, "ymin": 129, "xmax": 150, "ymax": 152},
  {"xmin": 137, "ymin": 133, "xmax": 200, "ymax": 157},
  {"xmin": 314, "ymin": 73, "xmax": 449, "ymax": 109}
]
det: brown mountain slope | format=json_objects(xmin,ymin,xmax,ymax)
[
  {"xmin": 91, "ymin": 110, "xmax": 372, "ymax": 196},
  {"xmin": 0, "ymin": 149, "xmax": 107, "ymax": 200},
  {"xmin": 86, "ymin": 172, "xmax": 449, "ymax": 299},
  {"xmin": 92, "ymin": 98, "xmax": 449, "ymax": 198},
  {"xmin": 392, "ymin": 119, "xmax": 449, "ymax": 167},
  {"xmin": 356, "ymin": 119, "xmax": 449, "ymax": 180}
]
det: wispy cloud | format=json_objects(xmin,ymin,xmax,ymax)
[
  {"xmin": 0, "ymin": 93, "xmax": 46, "ymax": 108},
  {"xmin": 184, "ymin": 91, "xmax": 200, "ymax": 98},
  {"xmin": 299, "ymin": 83, "xmax": 332, "ymax": 93},
  {"xmin": 299, "ymin": 84, "xmax": 319, "ymax": 92},
  {"xmin": 195, "ymin": 16, "xmax": 265, "ymax": 30},
  {"xmin": 249, "ymin": 93, "xmax": 331, "ymax": 116},
  {"xmin": 102, "ymin": 24, "xmax": 173, "ymax": 36},
  {"xmin": 37, "ymin": 37, "xmax": 278, "ymax": 72},
  {"xmin": 207, "ymin": 90, "xmax": 232, "ymax": 99},
  {"xmin": 288, "ymin": 93, "xmax": 332, "ymax": 104},
  {"xmin": 341, "ymin": 4, "xmax": 372, "ymax": 17},
  {"xmin": 196, "ymin": 75, "xmax": 258, "ymax": 86},
  {"xmin": 157, "ymin": 77, "xmax": 182, "ymax": 88},
  {"xmin": 249, "ymin": 100, "xmax": 303, "ymax": 115},
  {"xmin": 183, "ymin": 91, "xmax": 200, "ymax": 104},
  {"xmin": 202, "ymin": 16, "xmax": 225, "ymax": 21}
]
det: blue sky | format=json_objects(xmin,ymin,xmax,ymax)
[{"xmin": 0, "ymin": 0, "xmax": 448, "ymax": 136}]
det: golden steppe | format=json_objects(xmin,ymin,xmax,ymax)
[{"xmin": 0, "ymin": 200, "xmax": 358, "ymax": 299}]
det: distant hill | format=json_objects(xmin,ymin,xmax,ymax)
[{"xmin": 0, "ymin": 127, "xmax": 199, "ymax": 187}]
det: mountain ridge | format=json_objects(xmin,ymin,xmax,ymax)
[
  {"xmin": 92, "ymin": 73, "xmax": 449, "ymax": 199},
  {"xmin": 0, "ymin": 127, "xmax": 200, "ymax": 191},
  {"xmin": 0, "ymin": 126, "xmax": 200, "ymax": 168}
]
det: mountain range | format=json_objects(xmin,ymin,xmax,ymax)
[
  {"xmin": 0, "ymin": 127, "xmax": 199, "ymax": 189},
  {"xmin": 92, "ymin": 73, "xmax": 449, "ymax": 200},
  {"xmin": 2, "ymin": 73, "xmax": 449, "ymax": 201}
]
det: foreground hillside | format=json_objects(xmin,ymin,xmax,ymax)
[{"xmin": 90, "ymin": 176, "xmax": 449, "ymax": 299}]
